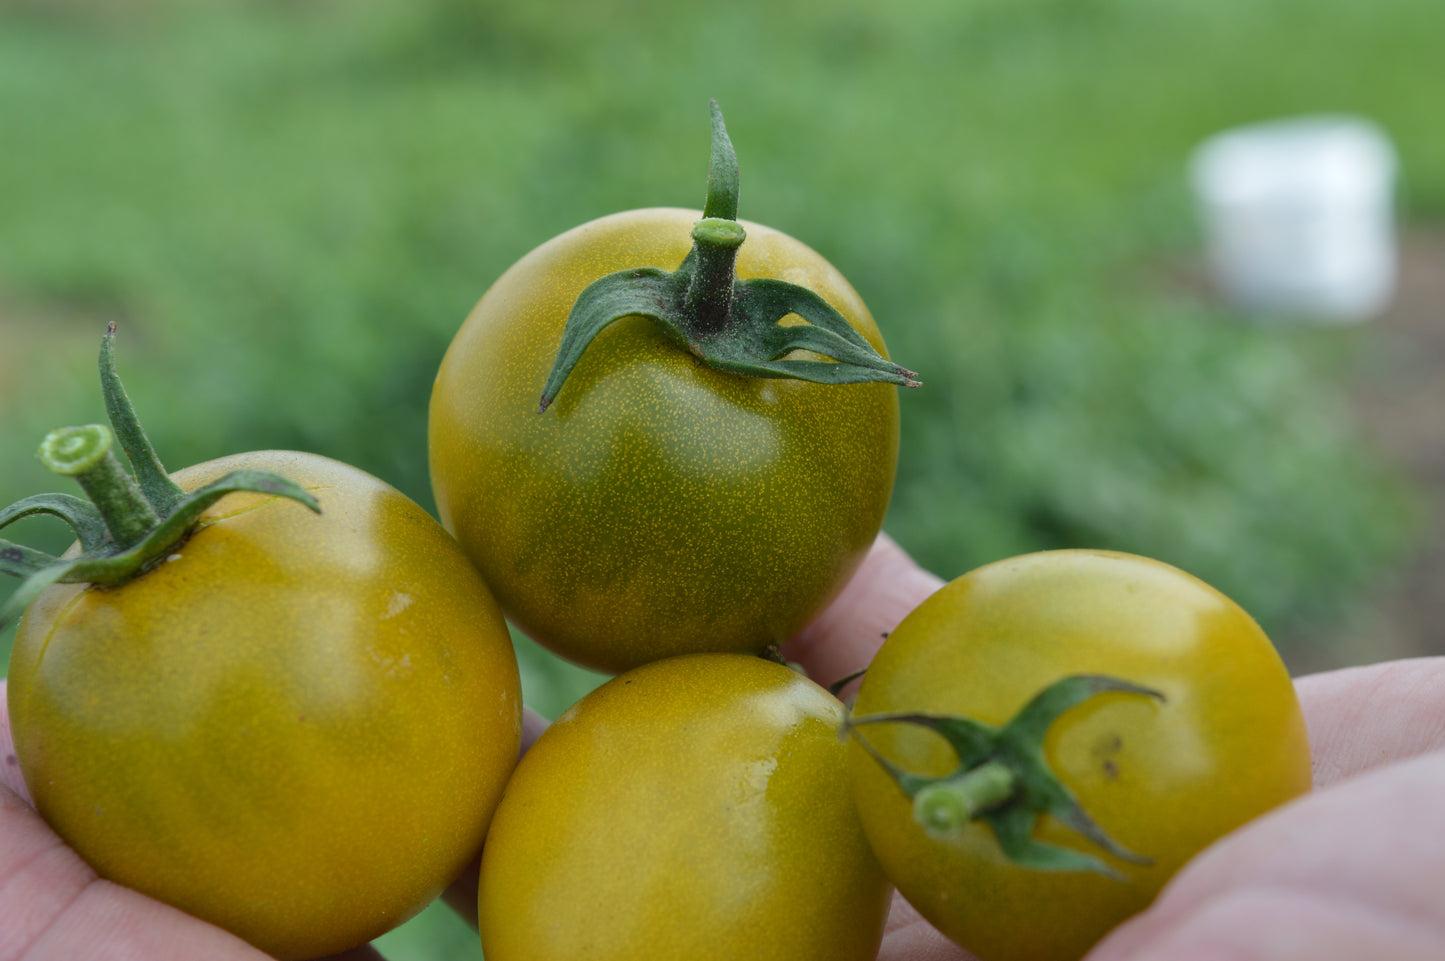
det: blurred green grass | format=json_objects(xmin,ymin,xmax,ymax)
[{"xmin": 1, "ymin": 0, "xmax": 1441, "ymax": 955}]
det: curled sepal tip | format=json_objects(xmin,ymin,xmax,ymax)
[
  {"xmin": 1, "ymin": 492, "xmax": 109, "ymax": 560},
  {"xmin": 827, "ymin": 666, "xmax": 869, "ymax": 700},
  {"xmin": 538, "ymin": 101, "xmax": 920, "ymax": 413},
  {"xmin": 847, "ymin": 674, "xmax": 1166, "ymax": 879}
]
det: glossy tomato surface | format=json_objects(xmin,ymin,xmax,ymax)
[
  {"xmin": 428, "ymin": 208, "xmax": 899, "ymax": 673},
  {"xmin": 477, "ymin": 653, "xmax": 892, "ymax": 961},
  {"xmin": 848, "ymin": 549, "xmax": 1312, "ymax": 961},
  {"xmin": 7, "ymin": 450, "xmax": 523, "ymax": 961}
]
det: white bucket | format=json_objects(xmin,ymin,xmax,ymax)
[{"xmin": 1188, "ymin": 115, "xmax": 1398, "ymax": 322}]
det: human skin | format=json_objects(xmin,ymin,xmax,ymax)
[{"xmin": 3, "ymin": 534, "xmax": 1445, "ymax": 961}]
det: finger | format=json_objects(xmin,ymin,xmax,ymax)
[
  {"xmin": 1294, "ymin": 656, "xmax": 1445, "ymax": 787},
  {"xmin": 518, "ymin": 704, "xmax": 551, "ymax": 755},
  {"xmin": 877, "ymin": 891, "xmax": 975, "ymax": 961},
  {"xmin": 1, "ymin": 679, "xmax": 31, "ymax": 804},
  {"xmin": 0, "ymin": 779, "xmax": 268, "ymax": 961},
  {"xmin": 440, "ymin": 705, "xmax": 551, "ymax": 929},
  {"xmin": 1085, "ymin": 748, "xmax": 1445, "ymax": 961},
  {"xmin": 1094, "ymin": 886, "xmax": 1443, "ymax": 961},
  {"xmin": 783, "ymin": 532, "xmax": 943, "ymax": 694}
]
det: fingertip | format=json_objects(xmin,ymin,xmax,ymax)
[
  {"xmin": 0, "ymin": 679, "xmax": 32, "ymax": 804},
  {"xmin": 520, "ymin": 707, "xmax": 549, "ymax": 756},
  {"xmin": 783, "ymin": 533, "xmax": 943, "ymax": 693}
]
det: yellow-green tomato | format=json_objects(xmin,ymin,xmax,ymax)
[
  {"xmin": 428, "ymin": 208, "xmax": 899, "ymax": 674},
  {"xmin": 848, "ymin": 549, "xmax": 1312, "ymax": 961},
  {"xmin": 477, "ymin": 653, "xmax": 892, "ymax": 961},
  {"xmin": 7, "ymin": 450, "xmax": 523, "ymax": 961}
]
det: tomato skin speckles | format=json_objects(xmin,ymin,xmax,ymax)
[{"xmin": 429, "ymin": 208, "xmax": 899, "ymax": 674}]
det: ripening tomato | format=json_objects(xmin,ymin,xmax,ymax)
[
  {"xmin": 7, "ymin": 450, "xmax": 523, "ymax": 960},
  {"xmin": 477, "ymin": 653, "xmax": 892, "ymax": 961},
  {"xmin": 847, "ymin": 549, "xmax": 1313, "ymax": 961},
  {"xmin": 428, "ymin": 205, "xmax": 901, "ymax": 674}
]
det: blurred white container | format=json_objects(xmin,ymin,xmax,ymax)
[{"xmin": 1188, "ymin": 114, "xmax": 1398, "ymax": 322}]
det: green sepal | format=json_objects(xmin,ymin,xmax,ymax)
[
  {"xmin": 537, "ymin": 101, "xmax": 920, "ymax": 413},
  {"xmin": 1, "ymin": 471, "xmax": 319, "ymax": 630},
  {"xmin": 99, "ymin": 322, "xmax": 185, "ymax": 516},
  {"xmin": 0, "ymin": 539, "xmax": 65, "ymax": 581},
  {"xmin": 710, "ymin": 275, "xmax": 921, "ymax": 385},
  {"xmin": 701, "ymin": 100, "xmax": 739, "ymax": 221},
  {"xmin": 0, "ymin": 327, "xmax": 322, "ymax": 630},
  {"xmin": 847, "ymin": 673, "xmax": 1165, "ymax": 878},
  {"xmin": 0, "ymin": 560, "xmax": 78, "ymax": 628},
  {"xmin": 538, "ymin": 268, "xmax": 677, "ymax": 412},
  {"xmin": 0, "ymin": 493, "xmax": 109, "ymax": 555},
  {"xmin": 850, "ymin": 710, "xmax": 996, "ymax": 783},
  {"xmin": 90, "ymin": 468, "xmax": 321, "ymax": 588},
  {"xmin": 989, "ymin": 802, "xmax": 1128, "ymax": 877},
  {"xmin": 987, "ymin": 674, "xmax": 1163, "ymax": 875},
  {"xmin": 1002, "ymin": 674, "xmax": 1163, "ymax": 747},
  {"xmin": 827, "ymin": 666, "xmax": 869, "ymax": 699}
]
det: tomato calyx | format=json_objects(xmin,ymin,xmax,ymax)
[
  {"xmin": 847, "ymin": 674, "xmax": 1165, "ymax": 878},
  {"xmin": 537, "ymin": 101, "xmax": 921, "ymax": 413},
  {"xmin": 0, "ymin": 323, "xmax": 320, "ymax": 626}
]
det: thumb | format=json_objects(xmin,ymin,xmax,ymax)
[{"xmin": 1085, "ymin": 749, "xmax": 1445, "ymax": 961}]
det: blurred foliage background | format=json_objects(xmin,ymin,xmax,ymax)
[{"xmin": 0, "ymin": 0, "xmax": 1440, "ymax": 955}]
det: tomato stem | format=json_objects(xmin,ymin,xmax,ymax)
[
  {"xmin": 536, "ymin": 101, "xmax": 920, "ymax": 412},
  {"xmin": 849, "ymin": 674, "xmax": 1164, "ymax": 877},
  {"xmin": 913, "ymin": 761, "xmax": 1017, "ymax": 838},
  {"xmin": 1, "ymin": 325, "xmax": 322, "ymax": 628},
  {"xmin": 683, "ymin": 217, "xmax": 745, "ymax": 336},
  {"xmin": 38, "ymin": 425, "xmax": 159, "ymax": 549}
]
